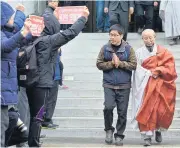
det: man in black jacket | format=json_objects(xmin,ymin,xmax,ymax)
[
  {"xmin": 104, "ymin": 1, "xmax": 134, "ymax": 41},
  {"xmin": 135, "ymin": 1, "xmax": 157, "ymax": 34},
  {"xmin": 41, "ymin": 0, "xmax": 60, "ymax": 129},
  {"xmin": 25, "ymin": 7, "xmax": 89, "ymax": 147}
]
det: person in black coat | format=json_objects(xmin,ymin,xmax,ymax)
[
  {"xmin": 24, "ymin": 7, "xmax": 89, "ymax": 147},
  {"xmin": 135, "ymin": 1, "xmax": 157, "ymax": 34},
  {"xmin": 41, "ymin": 0, "xmax": 60, "ymax": 129},
  {"xmin": 104, "ymin": 1, "xmax": 134, "ymax": 41}
]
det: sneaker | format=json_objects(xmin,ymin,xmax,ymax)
[
  {"xmin": 155, "ymin": 131, "xmax": 162, "ymax": 143},
  {"xmin": 169, "ymin": 38, "xmax": 177, "ymax": 46},
  {"xmin": 144, "ymin": 138, "xmax": 151, "ymax": 147},
  {"xmin": 105, "ymin": 130, "xmax": 113, "ymax": 144},
  {"xmin": 42, "ymin": 123, "xmax": 59, "ymax": 129},
  {"xmin": 115, "ymin": 137, "xmax": 123, "ymax": 146},
  {"xmin": 59, "ymin": 84, "xmax": 68, "ymax": 89},
  {"xmin": 40, "ymin": 134, "xmax": 46, "ymax": 138}
]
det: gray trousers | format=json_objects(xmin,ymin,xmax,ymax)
[
  {"xmin": 109, "ymin": 5, "xmax": 129, "ymax": 41},
  {"xmin": 103, "ymin": 87, "xmax": 130, "ymax": 139},
  {"xmin": 1, "ymin": 106, "xmax": 9, "ymax": 147},
  {"xmin": 44, "ymin": 81, "xmax": 59, "ymax": 122}
]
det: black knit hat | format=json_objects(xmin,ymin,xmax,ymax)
[{"xmin": 109, "ymin": 24, "xmax": 125, "ymax": 35}]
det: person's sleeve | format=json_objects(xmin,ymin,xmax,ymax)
[
  {"xmin": 96, "ymin": 47, "xmax": 114, "ymax": 71},
  {"xmin": 13, "ymin": 10, "xmax": 26, "ymax": 33},
  {"xmin": 49, "ymin": 16, "xmax": 87, "ymax": 49},
  {"xmin": 1, "ymin": 31, "xmax": 24, "ymax": 53}
]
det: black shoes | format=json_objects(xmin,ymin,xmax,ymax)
[{"xmin": 155, "ymin": 131, "xmax": 162, "ymax": 143}]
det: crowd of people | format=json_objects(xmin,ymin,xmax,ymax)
[
  {"xmin": 0, "ymin": 0, "xmax": 178, "ymax": 147},
  {"xmin": 96, "ymin": 0, "xmax": 180, "ymax": 45}
]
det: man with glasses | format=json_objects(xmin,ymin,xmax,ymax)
[{"xmin": 96, "ymin": 24, "xmax": 137, "ymax": 146}]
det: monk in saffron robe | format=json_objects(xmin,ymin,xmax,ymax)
[{"xmin": 132, "ymin": 29, "xmax": 177, "ymax": 146}]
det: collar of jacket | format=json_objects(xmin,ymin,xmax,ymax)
[{"xmin": 106, "ymin": 40, "xmax": 127, "ymax": 53}]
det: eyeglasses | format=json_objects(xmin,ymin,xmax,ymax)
[{"xmin": 109, "ymin": 33, "xmax": 120, "ymax": 37}]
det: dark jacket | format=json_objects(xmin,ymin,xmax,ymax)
[
  {"xmin": 105, "ymin": 1, "xmax": 134, "ymax": 12},
  {"xmin": 42, "ymin": 6, "xmax": 61, "ymax": 81},
  {"xmin": 1, "ymin": 2, "xmax": 26, "ymax": 105},
  {"xmin": 33, "ymin": 16, "xmax": 87, "ymax": 88},
  {"xmin": 96, "ymin": 41, "xmax": 137, "ymax": 89}
]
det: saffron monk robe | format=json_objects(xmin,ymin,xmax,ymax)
[{"xmin": 131, "ymin": 29, "xmax": 177, "ymax": 147}]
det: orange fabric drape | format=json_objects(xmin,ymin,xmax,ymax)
[{"xmin": 136, "ymin": 45, "xmax": 177, "ymax": 131}]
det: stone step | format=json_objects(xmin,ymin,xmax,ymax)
[
  {"xmin": 53, "ymin": 107, "xmax": 180, "ymax": 118},
  {"xmin": 63, "ymin": 66, "xmax": 180, "ymax": 74},
  {"xmin": 51, "ymin": 117, "xmax": 180, "ymax": 129},
  {"xmin": 41, "ymin": 128, "xmax": 180, "ymax": 138},
  {"xmin": 62, "ymin": 73, "xmax": 180, "ymax": 83},
  {"xmin": 58, "ymin": 89, "xmax": 180, "ymax": 98},
  {"xmin": 56, "ymin": 97, "xmax": 180, "ymax": 109},
  {"xmin": 61, "ymin": 80, "xmax": 180, "ymax": 90}
]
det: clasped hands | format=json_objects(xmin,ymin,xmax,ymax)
[{"xmin": 112, "ymin": 53, "xmax": 121, "ymax": 68}]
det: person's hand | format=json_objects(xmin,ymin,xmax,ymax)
[
  {"xmin": 113, "ymin": 53, "xmax": 120, "ymax": 68},
  {"xmin": 104, "ymin": 7, "xmax": 108, "ymax": 13},
  {"xmin": 151, "ymin": 70, "xmax": 160, "ymax": 79},
  {"xmin": 154, "ymin": 1, "xmax": 158, "ymax": 7},
  {"xmin": 16, "ymin": 4, "xmax": 25, "ymax": 12},
  {"xmin": 21, "ymin": 18, "xmax": 31, "ymax": 37},
  {"xmin": 129, "ymin": 7, "xmax": 134, "ymax": 15},
  {"xmin": 81, "ymin": 6, "xmax": 90, "ymax": 20}
]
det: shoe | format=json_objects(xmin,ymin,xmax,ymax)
[
  {"xmin": 105, "ymin": 130, "xmax": 113, "ymax": 144},
  {"xmin": 40, "ymin": 134, "xmax": 46, "ymax": 138},
  {"xmin": 138, "ymin": 28, "xmax": 143, "ymax": 34},
  {"xmin": 115, "ymin": 137, "xmax": 123, "ymax": 146},
  {"xmin": 169, "ymin": 38, "xmax": 177, "ymax": 45},
  {"xmin": 42, "ymin": 123, "xmax": 59, "ymax": 129},
  {"xmin": 59, "ymin": 84, "xmax": 68, "ymax": 89},
  {"xmin": 144, "ymin": 138, "xmax": 151, "ymax": 147},
  {"xmin": 155, "ymin": 131, "xmax": 162, "ymax": 143}
]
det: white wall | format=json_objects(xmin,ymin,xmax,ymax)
[{"xmin": 3, "ymin": 0, "xmax": 46, "ymax": 16}]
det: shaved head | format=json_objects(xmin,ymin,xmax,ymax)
[
  {"xmin": 142, "ymin": 29, "xmax": 156, "ymax": 47},
  {"xmin": 142, "ymin": 29, "xmax": 156, "ymax": 38}
]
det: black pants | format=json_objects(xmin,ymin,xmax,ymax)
[
  {"xmin": 135, "ymin": 4, "xmax": 154, "ymax": 29},
  {"xmin": 1, "ymin": 106, "xmax": 9, "ymax": 147},
  {"xmin": 109, "ymin": 5, "xmax": 129, "ymax": 41},
  {"xmin": 44, "ymin": 81, "xmax": 59, "ymax": 124},
  {"xmin": 103, "ymin": 87, "xmax": 130, "ymax": 139},
  {"xmin": 26, "ymin": 87, "xmax": 49, "ymax": 147}
]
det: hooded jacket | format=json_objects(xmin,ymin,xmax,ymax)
[{"xmin": 1, "ymin": 2, "xmax": 25, "ymax": 105}]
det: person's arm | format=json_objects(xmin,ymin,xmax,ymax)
[
  {"xmin": 13, "ymin": 4, "xmax": 26, "ymax": 33},
  {"xmin": 14, "ymin": 10, "xmax": 26, "ymax": 33},
  {"xmin": 118, "ymin": 48, "xmax": 137, "ymax": 71},
  {"xmin": 49, "ymin": 16, "xmax": 87, "ymax": 49},
  {"xmin": 1, "ymin": 18, "xmax": 31, "ymax": 53},
  {"xmin": 96, "ymin": 48, "xmax": 114, "ymax": 71}
]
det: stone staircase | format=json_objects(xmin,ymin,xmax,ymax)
[{"xmin": 42, "ymin": 33, "xmax": 180, "ymax": 138}]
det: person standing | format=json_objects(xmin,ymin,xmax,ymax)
[
  {"xmin": 159, "ymin": 0, "xmax": 180, "ymax": 45},
  {"xmin": 96, "ymin": 0, "xmax": 110, "ymax": 33},
  {"xmin": 132, "ymin": 29, "xmax": 177, "ymax": 146},
  {"xmin": 104, "ymin": 1, "xmax": 134, "ymax": 41},
  {"xmin": 96, "ymin": 24, "xmax": 137, "ymax": 146},
  {"xmin": 135, "ymin": 1, "xmax": 157, "ymax": 34}
]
